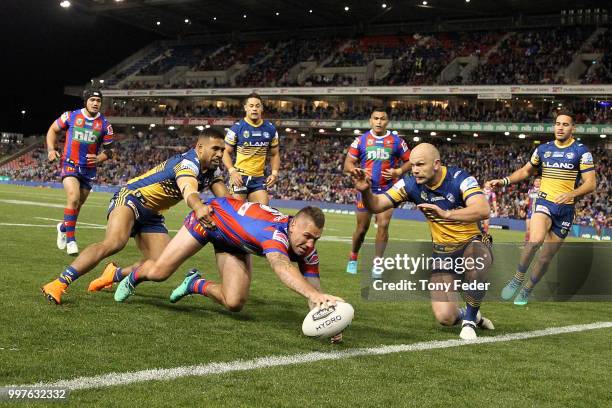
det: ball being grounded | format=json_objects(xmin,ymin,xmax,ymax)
[{"xmin": 302, "ymin": 301, "xmax": 354, "ymax": 338}]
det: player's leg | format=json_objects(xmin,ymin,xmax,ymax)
[
  {"xmin": 176, "ymin": 250, "xmax": 252, "ymax": 312},
  {"xmin": 524, "ymin": 217, "xmax": 531, "ymax": 242},
  {"xmin": 42, "ymin": 206, "xmax": 135, "ymax": 304},
  {"xmin": 430, "ymin": 272, "xmax": 463, "ymax": 326},
  {"xmin": 247, "ymin": 189, "xmax": 269, "ymax": 205},
  {"xmin": 373, "ymin": 207, "xmax": 394, "ymax": 257},
  {"xmin": 60, "ymin": 176, "xmax": 82, "ymax": 254},
  {"xmin": 501, "ymin": 212, "xmax": 551, "ymax": 300},
  {"xmin": 461, "ymin": 239, "xmax": 495, "ymax": 337},
  {"xmin": 246, "ymin": 176, "xmax": 269, "ymax": 205},
  {"xmin": 514, "ymin": 229, "xmax": 564, "ymax": 306},
  {"xmin": 115, "ymin": 226, "xmax": 203, "ymax": 302},
  {"xmin": 347, "ymin": 206, "xmax": 371, "ymax": 274},
  {"xmin": 88, "ymin": 232, "xmax": 171, "ymax": 292}
]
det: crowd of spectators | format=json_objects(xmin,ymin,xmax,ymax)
[
  {"xmin": 2, "ymin": 134, "xmax": 608, "ymax": 227},
  {"xmin": 105, "ymin": 98, "xmax": 611, "ymax": 124},
  {"xmin": 465, "ymin": 27, "xmax": 592, "ymax": 85}
]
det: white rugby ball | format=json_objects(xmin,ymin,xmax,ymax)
[{"xmin": 302, "ymin": 301, "xmax": 354, "ymax": 338}]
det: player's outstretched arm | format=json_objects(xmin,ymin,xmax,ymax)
[
  {"xmin": 177, "ymin": 177, "xmax": 216, "ymax": 228},
  {"xmin": 351, "ymin": 168, "xmax": 395, "ymax": 213},
  {"xmin": 489, "ymin": 162, "xmax": 536, "ymax": 188},
  {"xmin": 343, "ymin": 151, "xmax": 359, "ymax": 176},
  {"xmin": 46, "ymin": 122, "xmax": 62, "ymax": 162},
  {"xmin": 266, "ymin": 252, "xmax": 344, "ymax": 307}
]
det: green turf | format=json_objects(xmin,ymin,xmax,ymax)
[{"xmin": 0, "ymin": 184, "xmax": 610, "ymax": 407}]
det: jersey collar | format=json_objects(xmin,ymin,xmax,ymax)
[
  {"xmin": 81, "ymin": 109, "xmax": 100, "ymax": 120},
  {"xmin": 244, "ymin": 117, "xmax": 263, "ymax": 127},
  {"xmin": 554, "ymin": 138, "xmax": 575, "ymax": 149},
  {"xmin": 369, "ymin": 130, "xmax": 390, "ymax": 138},
  {"xmin": 426, "ymin": 166, "xmax": 447, "ymax": 191}
]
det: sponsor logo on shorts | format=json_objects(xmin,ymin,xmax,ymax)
[{"xmin": 536, "ymin": 204, "xmax": 551, "ymax": 215}]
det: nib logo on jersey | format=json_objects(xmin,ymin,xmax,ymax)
[{"xmin": 365, "ymin": 146, "xmax": 391, "ymax": 160}]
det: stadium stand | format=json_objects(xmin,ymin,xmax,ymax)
[{"xmin": 2, "ymin": 134, "xmax": 609, "ymax": 226}]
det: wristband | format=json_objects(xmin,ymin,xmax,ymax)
[{"xmin": 502, "ymin": 177, "xmax": 510, "ymax": 186}]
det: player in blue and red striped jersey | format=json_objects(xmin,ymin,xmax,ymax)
[
  {"xmin": 114, "ymin": 197, "xmax": 343, "ymax": 315},
  {"xmin": 343, "ymin": 108, "xmax": 411, "ymax": 277},
  {"xmin": 46, "ymin": 88, "xmax": 114, "ymax": 255}
]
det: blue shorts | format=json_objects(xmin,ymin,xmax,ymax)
[
  {"xmin": 61, "ymin": 162, "xmax": 96, "ymax": 190},
  {"xmin": 431, "ymin": 235, "xmax": 493, "ymax": 275},
  {"xmin": 231, "ymin": 175, "xmax": 266, "ymax": 195},
  {"xmin": 534, "ymin": 198, "xmax": 574, "ymax": 239},
  {"xmin": 183, "ymin": 211, "xmax": 242, "ymax": 254},
  {"xmin": 108, "ymin": 188, "xmax": 168, "ymax": 237}
]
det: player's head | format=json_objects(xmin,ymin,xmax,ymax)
[
  {"xmin": 195, "ymin": 128, "xmax": 225, "ymax": 169},
  {"xmin": 554, "ymin": 109, "xmax": 575, "ymax": 142},
  {"xmin": 369, "ymin": 107, "xmax": 389, "ymax": 136},
  {"xmin": 83, "ymin": 88, "xmax": 103, "ymax": 115},
  {"xmin": 243, "ymin": 92, "xmax": 263, "ymax": 122},
  {"xmin": 409, "ymin": 143, "xmax": 442, "ymax": 185},
  {"xmin": 289, "ymin": 206, "xmax": 325, "ymax": 256},
  {"xmin": 533, "ymin": 177, "xmax": 541, "ymax": 188}
]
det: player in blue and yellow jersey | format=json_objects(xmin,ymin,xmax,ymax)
[
  {"xmin": 344, "ymin": 107, "xmax": 411, "ymax": 276},
  {"xmin": 490, "ymin": 111, "xmax": 596, "ymax": 305},
  {"xmin": 41, "ymin": 129, "xmax": 228, "ymax": 305},
  {"xmin": 46, "ymin": 88, "xmax": 114, "ymax": 255},
  {"xmin": 223, "ymin": 93, "xmax": 280, "ymax": 205},
  {"xmin": 113, "ymin": 198, "xmax": 344, "ymax": 318},
  {"xmin": 352, "ymin": 143, "xmax": 494, "ymax": 340}
]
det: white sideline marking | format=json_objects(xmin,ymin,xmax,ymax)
[
  {"xmin": 0, "ymin": 199, "xmax": 106, "ymax": 208},
  {"xmin": 0, "ymin": 223, "xmax": 105, "ymax": 229},
  {"xmin": 13, "ymin": 322, "xmax": 612, "ymax": 391},
  {"xmin": 35, "ymin": 217, "xmax": 106, "ymax": 227}
]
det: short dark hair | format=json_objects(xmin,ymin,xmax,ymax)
[
  {"xmin": 371, "ymin": 107, "xmax": 388, "ymax": 115},
  {"xmin": 295, "ymin": 206, "xmax": 325, "ymax": 229},
  {"xmin": 198, "ymin": 127, "xmax": 224, "ymax": 141},
  {"xmin": 556, "ymin": 109, "xmax": 575, "ymax": 124},
  {"xmin": 244, "ymin": 92, "xmax": 262, "ymax": 105}
]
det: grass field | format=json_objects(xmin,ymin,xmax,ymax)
[{"xmin": 0, "ymin": 184, "xmax": 610, "ymax": 407}]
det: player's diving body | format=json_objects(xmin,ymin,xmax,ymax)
[
  {"xmin": 490, "ymin": 111, "xmax": 596, "ymax": 305},
  {"xmin": 112, "ymin": 198, "xmax": 344, "ymax": 323},
  {"xmin": 46, "ymin": 88, "xmax": 114, "ymax": 255},
  {"xmin": 352, "ymin": 143, "xmax": 495, "ymax": 340},
  {"xmin": 41, "ymin": 129, "xmax": 227, "ymax": 304},
  {"xmin": 223, "ymin": 92, "xmax": 280, "ymax": 205},
  {"xmin": 344, "ymin": 108, "xmax": 411, "ymax": 277}
]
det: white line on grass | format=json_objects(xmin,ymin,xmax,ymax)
[
  {"xmin": 34, "ymin": 217, "xmax": 106, "ymax": 227},
  {"xmin": 13, "ymin": 321, "xmax": 612, "ymax": 391},
  {"xmin": 0, "ymin": 199, "xmax": 107, "ymax": 208}
]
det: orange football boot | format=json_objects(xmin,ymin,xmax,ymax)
[
  {"xmin": 41, "ymin": 280, "xmax": 68, "ymax": 305},
  {"xmin": 87, "ymin": 262, "xmax": 119, "ymax": 292}
]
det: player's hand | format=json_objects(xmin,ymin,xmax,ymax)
[
  {"xmin": 309, "ymin": 293, "xmax": 345, "ymax": 309},
  {"xmin": 488, "ymin": 179, "xmax": 505, "ymax": 189},
  {"xmin": 86, "ymin": 154, "xmax": 98, "ymax": 165},
  {"xmin": 555, "ymin": 192, "xmax": 575, "ymax": 204},
  {"xmin": 229, "ymin": 170, "xmax": 243, "ymax": 187},
  {"xmin": 331, "ymin": 331, "xmax": 343, "ymax": 344},
  {"xmin": 195, "ymin": 204, "xmax": 216, "ymax": 229},
  {"xmin": 265, "ymin": 173, "xmax": 278, "ymax": 188},
  {"xmin": 47, "ymin": 149, "xmax": 60, "ymax": 162},
  {"xmin": 417, "ymin": 203, "xmax": 451, "ymax": 219},
  {"xmin": 350, "ymin": 168, "xmax": 372, "ymax": 192},
  {"xmin": 381, "ymin": 168, "xmax": 400, "ymax": 180}
]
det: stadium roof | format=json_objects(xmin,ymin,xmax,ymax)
[{"xmin": 72, "ymin": 0, "xmax": 610, "ymax": 37}]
